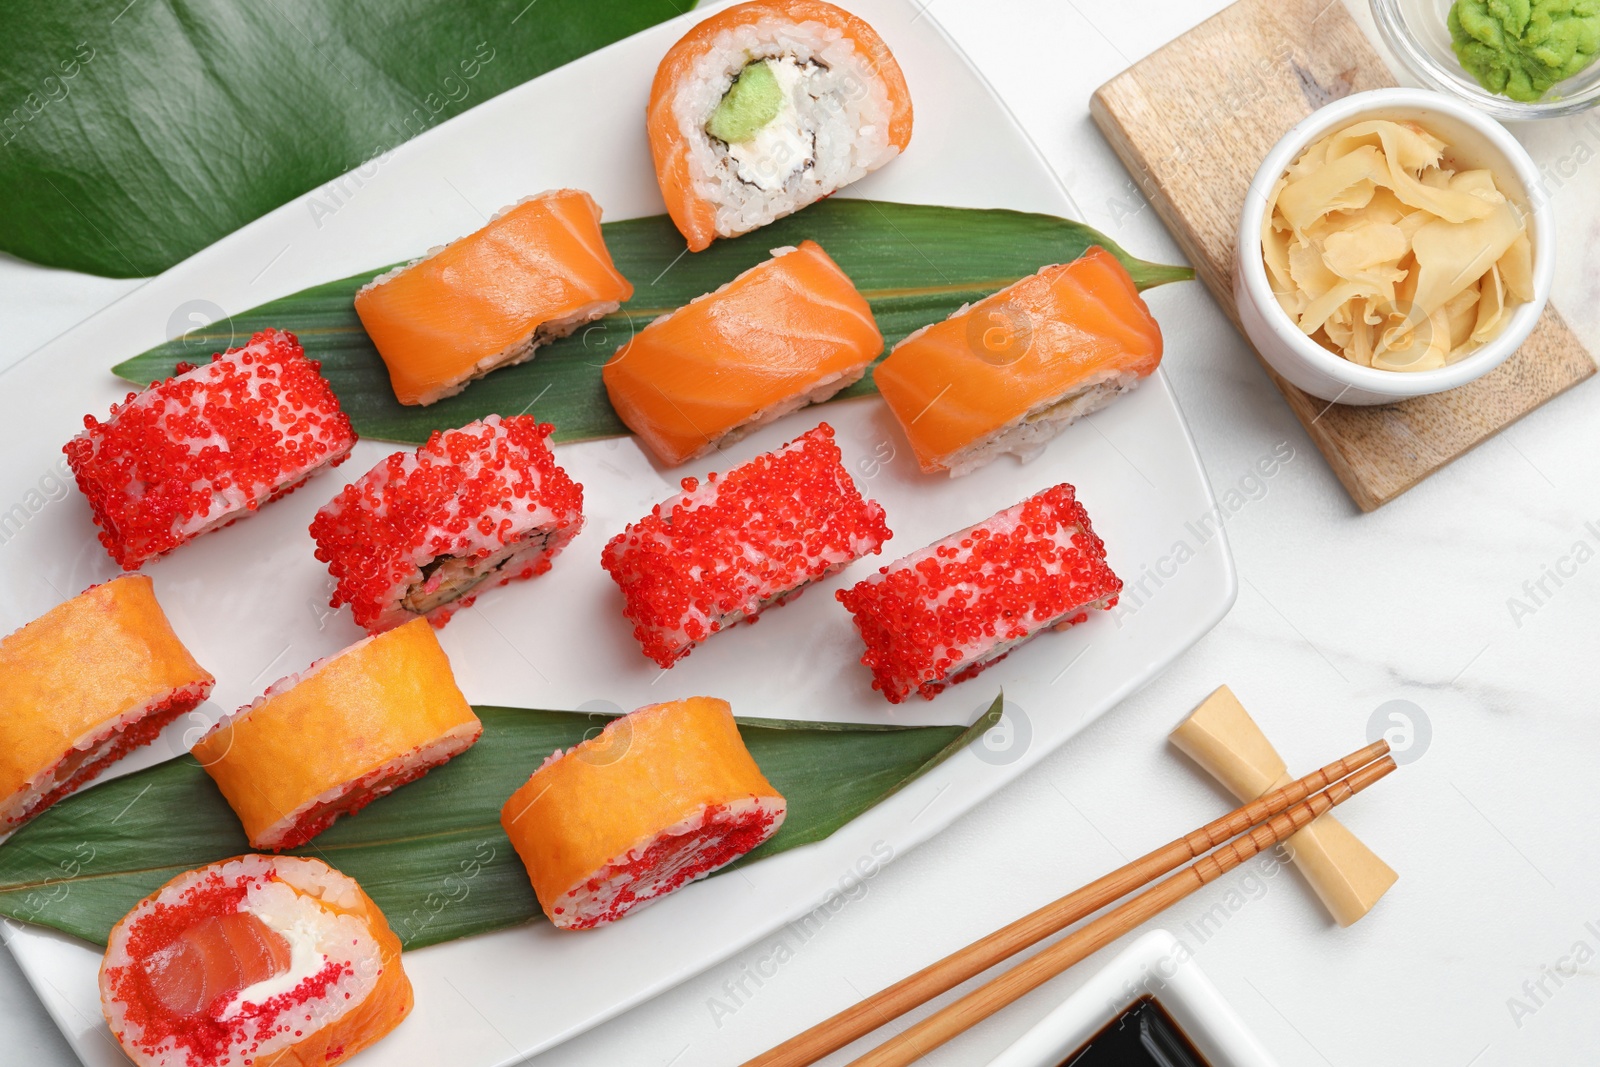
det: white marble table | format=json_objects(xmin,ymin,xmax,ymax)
[{"xmin": 5, "ymin": 1, "xmax": 1599, "ymax": 1063}]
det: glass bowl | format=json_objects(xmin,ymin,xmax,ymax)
[{"xmin": 1371, "ymin": 0, "xmax": 1600, "ymax": 119}]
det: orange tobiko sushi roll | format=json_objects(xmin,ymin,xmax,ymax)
[
  {"xmin": 0, "ymin": 576, "xmax": 213, "ymax": 829},
  {"xmin": 500, "ymin": 696, "xmax": 786, "ymax": 930},
  {"xmin": 100, "ymin": 854, "xmax": 412, "ymax": 1067},
  {"xmin": 602, "ymin": 240, "xmax": 882, "ymax": 466},
  {"xmin": 874, "ymin": 247, "xmax": 1164, "ymax": 476},
  {"xmin": 354, "ymin": 189, "xmax": 633, "ymax": 406},
  {"xmin": 192, "ymin": 619, "xmax": 481, "ymax": 850},
  {"xmin": 648, "ymin": 0, "xmax": 913, "ymax": 252}
]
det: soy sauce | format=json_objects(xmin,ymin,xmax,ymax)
[{"xmin": 1055, "ymin": 997, "xmax": 1211, "ymax": 1067}]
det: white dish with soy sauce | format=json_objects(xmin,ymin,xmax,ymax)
[{"xmin": 985, "ymin": 930, "xmax": 1276, "ymax": 1067}]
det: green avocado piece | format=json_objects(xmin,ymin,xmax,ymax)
[
  {"xmin": 706, "ymin": 59, "xmax": 783, "ymax": 144},
  {"xmin": 1449, "ymin": 0, "xmax": 1600, "ymax": 102}
]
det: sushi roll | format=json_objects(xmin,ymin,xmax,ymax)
[
  {"xmin": 66, "ymin": 329, "xmax": 356, "ymax": 570},
  {"xmin": 602, "ymin": 240, "xmax": 882, "ymax": 466},
  {"xmin": 354, "ymin": 189, "xmax": 634, "ymax": 406},
  {"xmin": 874, "ymin": 247, "xmax": 1164, "ymax": 476},
  {"xmin": 192, "ymin": 619, "xmax": 481, "ymax": 850},
  {"xmin": 0, "ymin": 576, "xmax": 213, "ymax": 829},
  {"xmin": 310, "ymin": 415, "xmax": 584, "ymax": 634},
  {"xmin": 500, "ymin": 696, "xmax": 786, "ymax": 929},
  {"xmin": 648, "ymin": 0, "xmax": 913, "ymax": 252},
  {"xmin": 601, "ymin": 423, "xmax": 889, "ymax": 668},
  {"xmin": 100, "ymin": 854, "xmax": 411, "ymax": 1067},
  {"xmin": 835, "ymin": 484, "xmax": 1121, "ymax": 703}
]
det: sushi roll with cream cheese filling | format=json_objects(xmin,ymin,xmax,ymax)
[{"xmin": 648, "ymin": 0, "xmax": 913, "ymax": 252}]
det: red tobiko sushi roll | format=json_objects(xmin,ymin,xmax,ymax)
[
  {"xmin": 310, "ymin": 414, "xmax": 584, "ymax": 634},
  {"xmin": 99, "ymin": 855, "xmax": 412, "ymax": 1067},
  {"xmin": 65, "ymin": 329, "xmax": 356, "ymax": 570},
  {"xmin": 835, "ymin": 483, "xmax": 1122, "ymax": 703},
  {"xmin": 601, "ymin": 422, "xmax": 890, "ymax": 668}
]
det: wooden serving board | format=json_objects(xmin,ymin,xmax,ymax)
[{"xmin": 1090, "ymin": 0, "xmax": 1596, "ymax": 511}]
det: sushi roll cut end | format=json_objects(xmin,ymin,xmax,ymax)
[
  {"xmin": 603, "ymin": 240, "xmax": 883, "ymax": 466},
  {"xmin": 874, "ymin": 247, "xmax": 1163, "ymax": 476},
  {"xmin": 100, "ymin": 854, "xmax": 412, "ymax": 1067},
  {"xmin": 836, "ymin": 484, "xmax": 1122, "ymax": 703},
  {"xmin": 354, "ymin": 189, "xmax": 633, "ymax": 406},
  {"xmin": 65, "ymin": 328, "xmax": 356, "ymax": 569},
  {"xmin": 192, "ymin": 619, "xmax": 481, "ymax": 850},
  {"xmin": 0, "ymin": 575, "xmax": 213, "ymax": 829},
  {"xmin": 500, "ymin": 696, "xmax": 786, "ymax": 930},
  {"xmin": 648, "ymin": 0, "xmax": 913, "ymax": 251},
  {"xmin": 311, "ymin": 414, "xmax": 585, "ymax": 634},
  {"xmin": 601, "ymin": 423, "xmax": 890, "ymax": 668}
]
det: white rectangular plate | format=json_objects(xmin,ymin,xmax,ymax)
[{"xmin": 2, "ymin": 2, "xmax": 1235, "ymax": 1063}]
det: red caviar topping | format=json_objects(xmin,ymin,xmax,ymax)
[
  {"xmin": 309, "ymin": 414, "xmax": 584, "ymax": 634},
  {"xmin": 64, "ymin": 329, "xmax": 356, "ymax": 570},
  {"xmin": 104, "ymin": 868, "xmax": 354, "ymax": 1064},
  {"xmin": 600, "ymin": 424, "xmax": 890, "ymax": 668},
  {"xmin": 835, "ymin": 483, "xmax": 1121, "ymax": 703}
]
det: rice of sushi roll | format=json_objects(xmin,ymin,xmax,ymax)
[
  {"xmin": 65, "ymin": 329, "xmax": 356, "ymax": 570},
  {"xmin": 500, "ymin": 696, "xmax": 786, "ymax": 929},
  {"xmin": 310, "ymin": 415, "xmax": 584, "ymax": 634},
  {"xmin": 191, "ymin": 619, "xmax": 481, "ymax": 850},
  {"xmin": 836, "ymin": 484, "xmax": 1122, "ymax": 703},
  {"xmin": 99, "ymin": 854, "xmax": 411, "ymax": 1067},
  {"xmin": 602, "ymin": 240, "xmax": 882, "ymax": 466},
  {"xmin": 0, "ymin": 576, "xmax": 213, "ymax": 829},
  {"xmin": 353, "ymin": 189, "xmax": 633, "ymax": 406},
  {"xmin": 600, "ymin": 423, "xmax": 890, "ymax": 668},
  {"xmin": 874, "ymin": 247, "xmax": 1164, "ymax": 477},
  {"xmin": 648, "ymin": 0, "xmax": 913, "ymax": 252}
]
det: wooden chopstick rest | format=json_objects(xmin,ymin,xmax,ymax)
[{"xmin": 1170, "ymin": 685, "xmax": 1397, "ymax": 925}]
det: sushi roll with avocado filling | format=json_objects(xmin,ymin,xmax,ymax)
[{"xmin": 648, "ymin": 0, "xmax": 914, "ymax": 252}]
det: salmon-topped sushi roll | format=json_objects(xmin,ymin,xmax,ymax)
[
  {"xmin": 874, "ymin": 247, "xmax": 1164, "ymax": 476},
  {"xmin": 648, "ymin": 1, "xmax": 913, "ymax": 252},
  {"xmin": 192, "ymin": 619, "xmax": 481, "ymax": 850},
  {"xmin": 100, "ymin": 855, "xmax": 412, "ymax": 1067},
  {"xmin": 354, "ymin": 189, "xmax": 634, "ymax": 406},
  {"xmin": 0, "ymin": 576, "xmax": 213, "ymax": 829},
  {"xmin": 602, "ymin": 241, "xmax": 882, "ymax": 466}
]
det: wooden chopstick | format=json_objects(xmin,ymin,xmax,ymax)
[
  {"xmin": 741, "ymin": 739, "xmax": 1391, "ymax": 1067},
  {"xmin": 846, "ymin": 755, "xmax": 1398, "ymax": 1067}
]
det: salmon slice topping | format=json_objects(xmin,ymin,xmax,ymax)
[{"xmin": 143, "ymin": 911, "xmax": 293, "ymax": 1016}]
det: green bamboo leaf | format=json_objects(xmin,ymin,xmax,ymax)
[
  {"xmin": 111, "ymin": 201, "xmax": 1192, "ymax": 445},
  {"xmin": 0, "ymin": 695, "xmax": 1002, "ymax": 949},
  {"xmin": 0, "ymin": 0, "xmax": 691, "ymax": 277}
]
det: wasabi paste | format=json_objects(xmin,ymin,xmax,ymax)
[
  {"xmin": 707, "ymin": 60, "xmax": 783, "ymax": 143},
  {"xmin": 1449, "ymin": 0, "xmax": 1600, "ymax": 102}
]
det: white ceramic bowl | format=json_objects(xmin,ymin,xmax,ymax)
[
  {"xmin": 1234, "ymin": 88, "xmax": 1553, "ymax": 406},
  {"xmin": 984, "ymin": 930, "xmax": 1277, "ymax": 1067}
]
